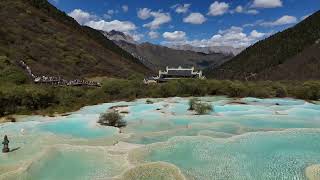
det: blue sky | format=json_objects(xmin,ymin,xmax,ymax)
[{"xmin": 49, "ymin": 0, "xmax": 319, "ymax": 48}]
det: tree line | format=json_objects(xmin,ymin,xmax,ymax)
[{"xmin": 1, "ymin": 77, "xmax": 320, "ymax": 117}]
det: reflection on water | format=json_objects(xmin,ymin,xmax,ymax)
[{"xmin": 1, "ymin": 97, "xmax": 320, "ymax": 180}]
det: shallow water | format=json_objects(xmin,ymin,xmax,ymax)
[
  {"xmin": 0, "ymin": 97, "xmax": 320, "ymax": 180},
  {"xmin": 133, "ymin": 130, "xmax": 320, "ymax": 180}
]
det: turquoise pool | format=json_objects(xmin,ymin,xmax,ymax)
[{"xmin": 0, "ymin": 97, "xmax": 319, "ymax": 180}]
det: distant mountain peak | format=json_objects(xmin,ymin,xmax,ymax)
[
  {"xmin": 166, "ymin": 44, "xmax": 245, "ymax": 56},
  {"xmin": 101, "ymin": 30, "xmax": 137, "ymax": 44}
]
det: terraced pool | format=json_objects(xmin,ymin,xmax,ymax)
[{"xmin": 1, "ymin": 97, "xmax": 320, "ymax": 180}]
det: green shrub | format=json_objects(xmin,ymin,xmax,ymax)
[
  {"xmin": 227, "ymin": 81, "xmax": 249, "ymax": 97},
  {"xmin": 247, "ymin": 85, "xmax": 271, "ymax": 98},
  {"xmin": 98, "ymin": 111, "xmax": 126, "ymax": 128},
  {"xmin": 146, "ymin": 99, "xmax": 154, "ymax": 104},
  {"xmin": 160, "ymin": 81, "xmax": 178, "ymax": 97},
  {"xmin": 274, "ymin": 85, "xmax": 288, "ymax": 98},
  {"xmin": 194, "ymin": 102, "xmax": 213, "ymax": 115},
  {"xmin": 2, "ymin": 74, "xmax": 320, "ymax": 117},
  {"xmin": 207, "ymin": 80, "xmax": 223, "ymax": 95},
  {"xmin": 0, "ymin": 91, "xmax": 5, "ymax": 116},
  {"xmin": 102, "ymin": 79, "xmax": 138, "ymax": 99},
  {"xmin": 55, "ymin": 87, "xmax": 85, "ymax": 106},
  {"xmin": 188, "ymin": 98, "xmax": 199, "ymax": 110},
  {"xmin": 295, "ymin": 81, "xmax": 320, "ymax": 100},
  {"xmin": 0, "ymin": 56, "xmax": 28, "ymax": 84}
]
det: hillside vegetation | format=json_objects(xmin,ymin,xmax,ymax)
[
  {"xmin": 0, "ymin": 0, "xmax": 150, "ymax": 79},
  {"xmin": 207, "ymin": 11, "xmax": 320, "ymax": 80},
  {"xmin": 2, "ymin": 78, "xmax": 320, "ymax": 117}
]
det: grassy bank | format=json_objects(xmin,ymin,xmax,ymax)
[{"xmin": 1, "ymin": 77, "xmax": 320, "ymax": 117}]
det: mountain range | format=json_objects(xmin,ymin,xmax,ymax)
[
  {"xmin": 102, "ymin": 30, "xmax": 233, "ymax": 71},
  {"xmin": 167, "ymin": 44, "xmax": 245, "ymax": 56},
  {"xmin": 1, "ymin": 0, "xmax": 319, "ymax": 83}
]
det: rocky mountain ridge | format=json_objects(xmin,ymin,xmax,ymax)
[
  {"xmin": 167, "ymin": 44, "xmax": 245, "ymax": 56},
  {"xmin": 102, "ymin": 30, "xmax": 233, "ymax": 71}
]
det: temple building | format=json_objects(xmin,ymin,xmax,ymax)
[{"xmin": 144, "ymin": 66, "xmax": 205, "ymax": 84}]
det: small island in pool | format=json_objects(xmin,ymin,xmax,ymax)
[{"xmin": 1, "ymin": 96, "xmax": 320, "ymax": 180}]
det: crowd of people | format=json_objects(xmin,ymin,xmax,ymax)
[{"xmin": 19, "ymin": 60, "xmax": 101, "ymax": 87}]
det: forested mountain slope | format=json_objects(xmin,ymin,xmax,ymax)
[
  {"xmin": 0, "ymin": 0, "xmax": 150, "ymax": 82},
  {"xmin": 207, "ymin": 11, "xmax": 320, "ymax": 81}
]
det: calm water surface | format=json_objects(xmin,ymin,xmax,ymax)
[{"xmin": 1, "ymin": 97, "xmax": 320, "ymax": 180}]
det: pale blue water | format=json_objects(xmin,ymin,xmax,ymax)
[
  {"xmin": 142, "ymin": 130, "xmax": 320, "ymax": 180},
  {"xmin": 19, "ymin": 146, "xmax": 128, "ymax": 180},
  {"xmin": 36, "ymin": 115, "xmax": 118, "ymax": 138},
  {"xmin": 0, "ymin": 97, "xmax": 320, "ymax": 180}
]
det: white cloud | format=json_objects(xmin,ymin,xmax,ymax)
[
  {"xmin": 165, "ymin": 26, "xmax": 267, "ymax": 48},
  {"xmin": 247, "ymin": 9, "xmax": 259, "ymax": 15},
  {"xmin": 242, "ymin": 23, "xmax": 255, "ymax": 28},
  {"xmin": 103, "ymin": 14, "xmax": 112, "ymax": 20},
  {"xmin": 85, "ymin": 20, "xmax": 137, "ymax": 33},
  {"xmin": 132, "ymin": 33, "xmax": 144, "ymax": 41},
  {"xmin": 68, "ymin": 9, "xmax": 137, "ymax": 33},
  {"xmin": 250, "ymin": 30, "xmax": 265, "ymax": 38},
  {"xmin": 142, "ymin": 11, "xmax": 171, "ymax": 30},
  {"xmin": 183, "ymin": 12, "xmax": 207, "ymax": 24},
  {"xmin": 107, "ymin": 9, "xmax": 118, "ymax": 15},
  {"xmin": 232, "ymin": 5, "xmax": 259, "ymax": 15},
  {"xmin": 242, "ymin": 19, "xmax": 264, "ymax": 28},
  {"xmin": 214, "ymin": 27, "xmax": 249, "ymax": 47},
  {"xmin": 103, "ymin": 9, "xmax": 119, "ymax": 19},
  {"xmin": 208, "ymin": 1, "xmax": 229, "ymax": 16},
  {"xmin": 261, "ymin": 15, "xmax": 297, "ymax": 27},
  {"xmin": 137, "ymin": 8, "xmax": 152, "ymax": 20},
  {"xmin": 210, "ymin": 27, "xmax": 266, "ymax": 47},
  {"xmin": 68, "ymin": 9, "xmax": 96, "ymax": 25},
  {"xmin": 252, "ymin": 0, "xmax": 282, "ymax": 8},
  {"xmin": 235, "ymin": 6, "xmax": 244, "ymax": 13},
  {"xmin": 172, "ymin": 4, "xmax": 191, "ymax": 14},
  {"xmin": 122, "ymin": 5, "xmax": 129, "ymax": 12},
  {"xmin": 148, "ymin": 31, "xmax": 160, "ymax": 39},
  {"xmin": 138, "ymin": 8, "xmax": 172, "ymax": 29},
  {"xmin": 163, "ymin": 31, "xmax": 187, "ymax": 41}
]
